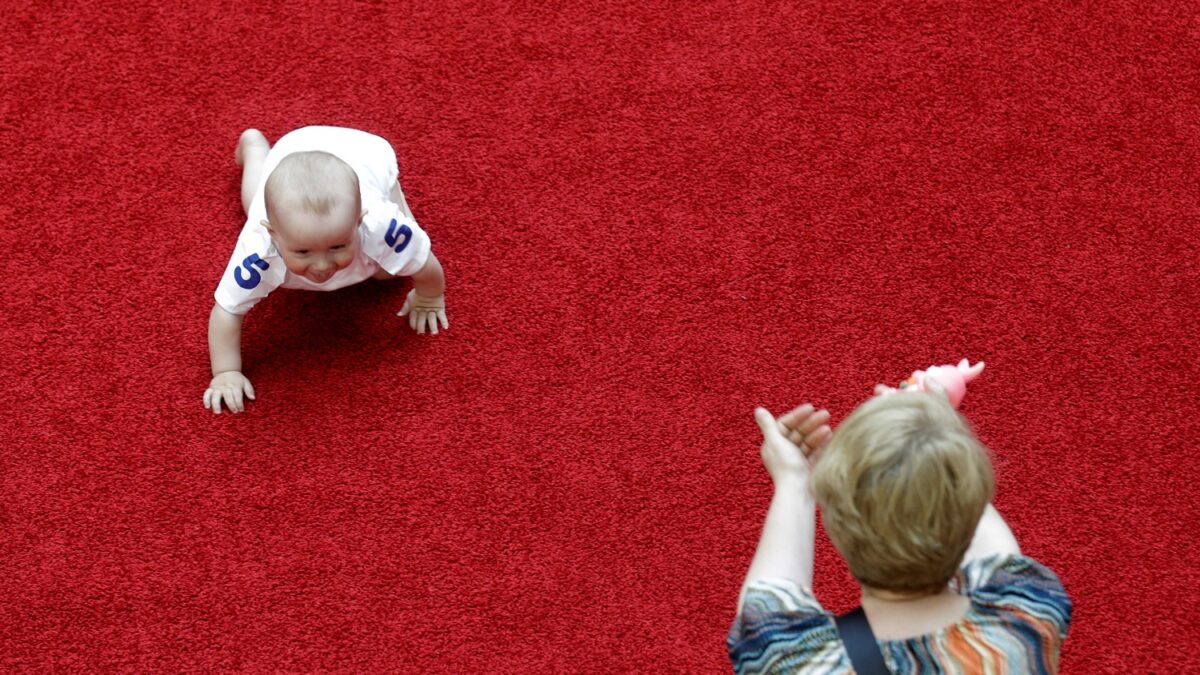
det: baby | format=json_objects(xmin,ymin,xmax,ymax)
[{"xmin": 204, "ymin": 126, "xmax": 448, "ymax": 414}]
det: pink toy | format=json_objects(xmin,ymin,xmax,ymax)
[{"xmin": 877, "ymin": 359, "xmax": 985, "ymax": 409}]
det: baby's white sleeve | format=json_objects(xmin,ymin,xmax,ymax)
[
  {"xmin": 358, "ymin": 133, "xmax": 400, "ymax": 196},
  {"xmin": 213, "ymin": 229, "xmax": 285, "ymax": 315},
  {"xmin": 361, "ymin": 200, "xmax": 432, "ymax": 278}
]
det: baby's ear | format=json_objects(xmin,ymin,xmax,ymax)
[
  {"xmin": 260, "ymin": 219, "xmax": 275, "ymax": 235},
  {"xmin": 360, "ymin": 209, "xmax": 368, "ymax": 224}
]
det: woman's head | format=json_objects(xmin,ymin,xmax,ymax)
[{"xmin": 810, "ymin": 392, "xmax": 994, "ymax": 594}]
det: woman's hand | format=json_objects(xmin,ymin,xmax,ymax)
[
  {"xmin": 738, "ymin": 403, "xmax": 831, "ymax": 605},
  {"xmin": 754, "ymin": 404, "xmax": 833, "ymax": 486}
]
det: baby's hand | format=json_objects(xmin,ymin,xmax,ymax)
[
  {"xmin": 398, "ymin": 289, "xmax": 449, "ymax": 335},
  {"xmin": 204, "ymin": 371, "xmax": 256, "ymax": 414}
]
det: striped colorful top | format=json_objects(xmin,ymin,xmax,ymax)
[{"xmin": 728, "ymin": 554, "xmax": 1071, "ymax": 674}]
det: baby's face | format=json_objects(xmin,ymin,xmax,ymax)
[{"xmin": 265, "ymin": 205, "xmax": 362, "ymax": 284}]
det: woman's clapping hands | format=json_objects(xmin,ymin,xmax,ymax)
[{"xmin": 753, "ymin": 404, "xmax": 833, "ymax": 486}]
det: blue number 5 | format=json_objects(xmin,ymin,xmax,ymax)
[
  {"xmin": 385, "ymin": 219, "xmax": 412, "ymax": 253},
  {"xmin": 234, "ymin": 253, "xmax": 270, "ymax": 289}
]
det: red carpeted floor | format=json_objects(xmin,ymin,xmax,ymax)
[{"xmin": 2, "ymin": 1, "xmax": 1198, "ymax": 672}]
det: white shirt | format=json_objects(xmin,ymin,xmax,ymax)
[{"xmin": 214, "ymin": 126, "xmax": 431, "ymax": 315}]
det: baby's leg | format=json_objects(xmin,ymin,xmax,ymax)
[{"xmin": 235, "ymin": 129, "xmax": 271, "ymax": 215}]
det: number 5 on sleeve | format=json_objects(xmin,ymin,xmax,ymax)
[
  {"xmin": 234, "ymin": 253, "xmax": 269, "ymax": 289},
  {"xmin": 385, "ymin": 219, "xmax": 412, "ymax": 253}
]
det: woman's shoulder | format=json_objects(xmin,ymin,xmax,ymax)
[
  {"xmin": 956, "ymin": 554, "xmax": 1069, "ymax": 601},
  {"xmin": 728, "ymin": 579, "xmax": 849, "ymax": 674},
  {"xmin": 739, "ymin": 578, "xmax": 824, "ymax": 616},
  {"xmin": 955, "ymin": 553, "xmax": 1073, "ymax": 639}
]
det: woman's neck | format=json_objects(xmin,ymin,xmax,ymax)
[
  {"xmin": 861, "ymin": 585, "xmax": 947, "ymax": 602},
  {"xmin": 858, "ymin": 584, "xmax": 970, "ymax": 640}
]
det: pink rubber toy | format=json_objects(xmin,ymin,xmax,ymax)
[{"xmin": 878, "ymin": 359, "xmax": 985, "ymax": 409}]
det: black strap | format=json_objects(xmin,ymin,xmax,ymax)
[{"xmin": 835, "ymin": 607, "xmax": 890, "ymax": 674}]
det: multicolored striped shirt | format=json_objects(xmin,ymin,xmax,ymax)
[{"xmin": 728, "ymin": 554, "xmax": 1071, "ymax": 674}]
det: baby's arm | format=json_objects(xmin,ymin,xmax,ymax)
[
  {"xmin": 387, "ymin": 181, "xmax": 449, "ymax": 334},
  {"xmin": 397, "ymin": 253, "xmax": 448, "ymax": 334},
  {"xmin": 389, "ymin": 182, "xmax": 443, "ymax": 298},
  {"xmin": 204, "ymin": 304, "xmax": 255, "ymax": 414},
  {"xmin": 410, "ymin": 252, "xmax": 445, "ymax": 298}
]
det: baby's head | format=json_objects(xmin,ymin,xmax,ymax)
[
  {"xmin": 262, "ymin": 151, "xmax": 364, "ymax": 284},
  {"xmin": 810, "ymin": 392, "xmax": 994, "ymax": 595}
]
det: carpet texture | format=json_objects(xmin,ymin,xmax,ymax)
[{"xmin": 2, "ymin": 1, "xmax": 1198, "ymax": 672}]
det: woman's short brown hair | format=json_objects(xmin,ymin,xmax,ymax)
[{"xmin": 810, "ymin": 393, "xmax": 994, "ymax": 594}]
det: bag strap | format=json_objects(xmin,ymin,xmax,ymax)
[{"xmin": 835, "ymin": 607, "xmax": 890, "ymax": 674}]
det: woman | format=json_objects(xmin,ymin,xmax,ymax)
[{"xmin": 729, "ymin": 390, "xmax": 1071, "ymax": 673}]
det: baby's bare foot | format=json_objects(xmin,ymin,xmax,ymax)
[{"xmin": 235, "ymin": 129, "xmax": 269, "ymax": 167}]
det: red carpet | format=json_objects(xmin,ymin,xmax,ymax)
[{"xmin": 2, "ymin": 1, "xmax": 1197, "ymax": 672}]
